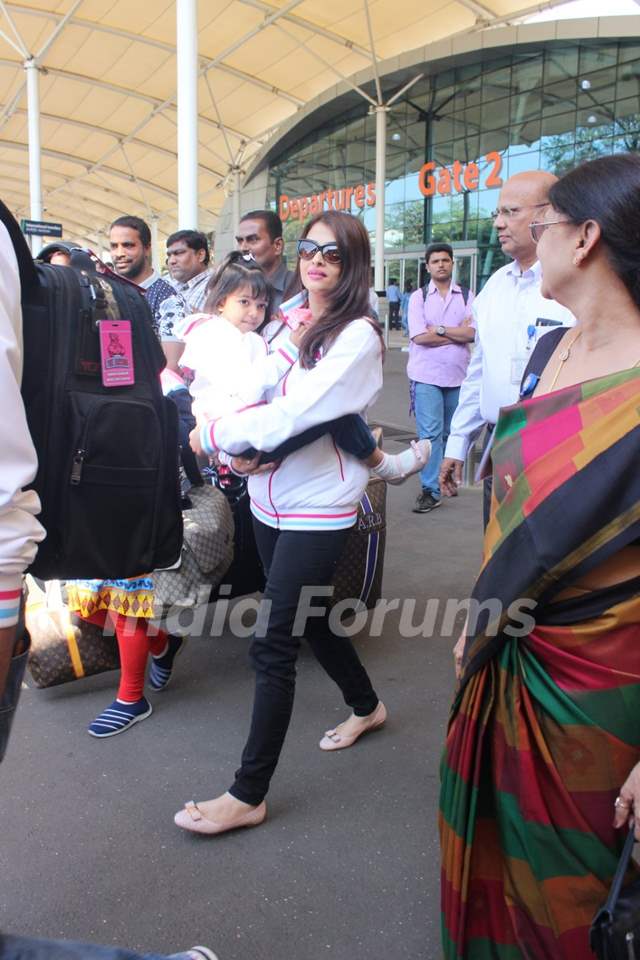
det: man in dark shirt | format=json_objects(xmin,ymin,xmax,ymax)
[
  {"xmin": 109, "ymin": 215, "xmax": 174, "ymax": 336},
  {"xmin": 235, "ymin": 210, "xmax": 295, "ymax": 315}
]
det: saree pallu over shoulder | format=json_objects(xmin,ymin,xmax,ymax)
[
  {"xmin": 461, "ymin": 367, "xmax": 640, "ymax": 687},
  {"xmin": 440, "ymin": 368, "xmax": 640, "ymax": 960}
]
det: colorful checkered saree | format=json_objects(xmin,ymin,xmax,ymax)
[{"xmin": 440, "ymin": 368, "xmax": 640, "ymax": 959}]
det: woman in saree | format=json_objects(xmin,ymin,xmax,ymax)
[{"xmin": 440, "ymin": 152, "xmax": 640, "ymax": 959}]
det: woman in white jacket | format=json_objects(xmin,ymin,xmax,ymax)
[{"xmin": 176, "ymin": 211, "xmax": 388, "ymax": 836}]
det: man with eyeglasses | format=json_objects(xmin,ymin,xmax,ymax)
[{"xmin": 439, "ymin": 171, "xmax": 575, "ymax": 526}]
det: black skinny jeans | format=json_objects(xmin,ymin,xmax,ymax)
[{"xmin": 229, "ymin": 520, "xmax": 379, "ymax": 806}]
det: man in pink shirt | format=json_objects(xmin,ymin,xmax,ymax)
[{"xmin": 407, "ymin": 243, "xmax": 475, "ymax": 513}]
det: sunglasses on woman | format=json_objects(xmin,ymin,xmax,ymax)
[{"xmin": 297, "ymin": 239, "xmax": 342, "ymax": 264}]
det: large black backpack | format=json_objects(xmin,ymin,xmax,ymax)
[{"xmin": 0, "ymin": 199, "xmax": 183, "ymax": 580}]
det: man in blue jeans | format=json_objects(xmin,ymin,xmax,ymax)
[{"xmin": 407, "ymin": 243, "xmax": 475, "ymax": 514}]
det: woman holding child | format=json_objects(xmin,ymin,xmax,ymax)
[{"xmin": 176, "ymin": 210, "xmax": 429, "ymax": 835}]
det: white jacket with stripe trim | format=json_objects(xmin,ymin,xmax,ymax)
[{"xmin": 202, "ymin": 301, "xmax": 383, "ymax": 531}]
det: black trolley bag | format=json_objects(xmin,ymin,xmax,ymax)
[{"xmin": 1, "ymin": 200, "xmax": 183, "ymax": 580}]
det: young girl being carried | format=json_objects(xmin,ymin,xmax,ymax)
[{"xmin": 181, "ymin": 251, "xmax": 430, "ymax": 480}]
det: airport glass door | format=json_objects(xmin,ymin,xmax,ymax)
[{"xmin": 384, "ymin": 246, "xmax": 478, "ymax": 297}]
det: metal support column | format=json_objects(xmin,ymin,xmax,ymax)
[
  {"xmin": 232, "ymin": 167, "xmax": 242, "ymax": 236},
  {"xmin": 374, "ymin": 104, "xmax": 388, "ymax": 344},
  {"xmin": 25, "ymin": 56, "xmax": 42, "ymax": 255},
  {"xmin": 151, "ymin": 216, "xmax": 160, "ymax": 271},
  {"xmin": 176, "ymin": 0, "xmax": 198, "ymax": 229}
]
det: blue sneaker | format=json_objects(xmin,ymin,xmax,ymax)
[
  {"xmin": 148, "ymin": 635, "xmax": 185, "ymax": 691},
  {"xmin": 88, "ymin": 697, "xmax": 152, "ymax": 738}
]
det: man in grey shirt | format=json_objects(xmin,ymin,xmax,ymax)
[{"xmin": 235, "ymin": 210, "xmax": 295, "ymax": 316}]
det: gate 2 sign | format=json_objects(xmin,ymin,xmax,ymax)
[{"xmin": 418, "ymin": 152, "xmax": 503, "ymax": 197}]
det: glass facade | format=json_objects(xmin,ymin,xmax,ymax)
[{"xmin": 265, "ymin": 39, "xmax": 640, "ymax": 289}]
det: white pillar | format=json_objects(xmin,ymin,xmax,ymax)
[
  {"xmin": 151, "ymin": 217, "xmax": 160, "ymax": 271},
  {"xmin": 232, "ymin": 167, "xmax": 242, "ymax": 237},
  {"xmin": 25, "ymin": 57, "xmax": 42, "ymax": 256},
  {"xmin": 176, "ymin": 0, "xmax": 198, "ymax": 229},
  {"xmin": 374, "ymin": 104, "xmax": 388, "ymax": 342}
]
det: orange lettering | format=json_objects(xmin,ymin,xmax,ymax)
[
  {"xmin": 419, "ymin": 161, "xmax": 436, "ymax": 197},
  {"xmin": 485, "ymin": 151, "xmax": 503, "ymax": 188},
  {"xmin": 310, "ymin": 194, "xmax": 321, "ymax": 215},
  {"xmin": 344, "ymin": 186, "xmax": 354, "ymax": 209},
  {"xmin": 279, "ymin": 195, "xmax": 289, "ymax": 221},
  {"xmin": 452, "ymin": 160, "xmax": 463, "ymax": 193},
  {"xmin": 289, "ymin": 198, "xmax": 299, "ymax": 220},
  {"xmin": 366, "ymin": 182, "xmax": 376, "ymax": 206},
  {"xmin": 464, "ymin": 162, "xmax": 479, "ymax": 191},
  {"xmin": 354, "ymin": 185, "xmax": 365, "ymax": 208},
  {"xmin": 437, "ymin": 167, "xmax": 452, "ymax": 195}
]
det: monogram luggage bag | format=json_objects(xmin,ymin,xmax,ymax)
[
  {"xmin": 153, "ymin": 484, "xmax": 235, "ymax": 611},
  {"xmin": 330, "ymin": 476, "xmax": 387, "ymax": 612},
  {"xmin": 25, "ymin": 578, "xmax": 119, "ymax": 688}
]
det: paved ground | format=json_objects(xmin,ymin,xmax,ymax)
[{"xmin": 1, "ymin": 349, "xmax": 484, "ymax": 960}]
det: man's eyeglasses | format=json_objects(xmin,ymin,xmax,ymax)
[
  {"xmin": 297, "ymin": 239, "xmax": 342, "ymax": 264},
  {"xmin": 529, "ymin": 219, "xmax": 571, "ymax": 243},
  {"xmin": 491, "ymin": 202, "xmax": 549, "ymax": 220}
]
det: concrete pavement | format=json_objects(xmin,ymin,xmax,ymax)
[{"xmin": 1, "ymin": 348, "xmax": 484, "ymax": 960}]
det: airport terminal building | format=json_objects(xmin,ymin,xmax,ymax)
[{"xmin": 225, "ymin": 17, "xmax": 640, "ymax": 293}]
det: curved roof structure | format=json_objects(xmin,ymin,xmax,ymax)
[{"xmin": 0, "ymin": 0, "xmax": 575, "ymax": 246}]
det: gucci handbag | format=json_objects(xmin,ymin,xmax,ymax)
[
  {"xmin": 25, "ymin": 577, "xmax": 119, "ymax": 688},
  {"xmin": 591, "ymin": 826, "xmax": 640, "ymax": 959}
]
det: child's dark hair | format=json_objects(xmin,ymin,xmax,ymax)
[{"xmin": 204, "ymin": 251, "xmax": 271, "ymax": 314}]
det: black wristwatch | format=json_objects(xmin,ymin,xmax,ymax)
[{"xmin": 436, "ymin": 325, "xmax": 446, "ymax": 336}]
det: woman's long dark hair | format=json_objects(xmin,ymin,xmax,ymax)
[
  {"xmin": 291, "ymin": 211, "xmax": 381, "ymax": 368},
  {"xmin": 549, "ymin": 153, "xmax": 640, "ymax": 308},
  {"xmin": 204, "ymin": 251, "xmax": 271, "ymax": 314}
]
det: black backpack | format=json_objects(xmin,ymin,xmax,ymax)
[{"xmin": 0, "ymin": 199, "xmax": 183, "ymax": 580}]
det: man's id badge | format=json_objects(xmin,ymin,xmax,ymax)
[
  {"xmin": 98, "ymin": 320, "xmax": 135, "ymax": 387},
  {"xmin": 510, "ymin": 355, "xmax": 528, "ymax": 384}
]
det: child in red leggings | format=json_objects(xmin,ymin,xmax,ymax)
[{"xmin": 67, "ymin": 579, "xmax": 183, "ymax": 738}]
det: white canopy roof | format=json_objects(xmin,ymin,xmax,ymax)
[{"xmin": 0, "ymin": 0, "xmax": 572, "ymax": 246}]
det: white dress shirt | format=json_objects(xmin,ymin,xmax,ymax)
[{"xmin": 445, "ymin": 259, "xmax": 575, "ymax": 462}]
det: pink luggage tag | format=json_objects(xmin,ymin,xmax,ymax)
[{"xmin": 98, "ymin": 320, "xmax": 135, "ymax": 387}]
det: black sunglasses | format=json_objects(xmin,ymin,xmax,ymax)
[{"xmin": 297, "ymin": 239, "xmax": 342, "ymax": 264}]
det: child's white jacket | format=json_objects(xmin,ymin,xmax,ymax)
[{"xmin": 202, "ymin": 299, "xmax": 383, "ymax": 531}]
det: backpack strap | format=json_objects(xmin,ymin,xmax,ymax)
[
  {"xmin": 423, "ymin": 282, "xmax": 470, "ymax": 305},
  {"xmin": 520, "ymin": 326, "xmax": 568, "ymax": 397},
  {"xmin": 0, "ymin": 198, "xmax": 38, "ymax": 296}
]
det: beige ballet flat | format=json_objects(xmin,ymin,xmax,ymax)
[
  {"xmin": 174, "ymin": 798, "xmax": 267, "ymax": 836},
  {"xmin": 319, "ymin": 701, "xmax": 387, "ymax": 751}
]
